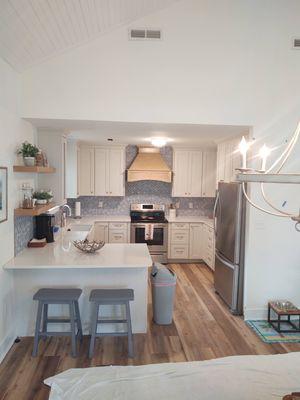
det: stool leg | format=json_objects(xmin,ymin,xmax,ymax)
[
  {"xmin": 74, "ymin": 300, "xmax": 83, "ymax": 343},
  {"xmin": 89, "ymin": 302, "xmax": 99, "ymax": 359},
  {"xmin": 125, "ymin": 301, "xmax": 134, "ymax": 358},
  {"xmin": 69, "ymin": 301, "xmax": 77, "ymax": 357},
  {"xmin": 32, "ymin": 301, "xmax": 43, "ymax": 357},
  {"xmin": 42, "ymin": 303, "xmax": 48, "ymax": 341}
]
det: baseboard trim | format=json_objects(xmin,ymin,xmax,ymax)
[
  {"xmin": 0, "ymin": 328, "xmax": 16, "ymax": 364},
  {"xmin": 244, "ymin": 307, "xmax": 268, "ymax": 321}
]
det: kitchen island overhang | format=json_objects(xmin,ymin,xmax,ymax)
[{"xmin": 4, "ymin": 240, "xmax": 152, "ymax": 336}]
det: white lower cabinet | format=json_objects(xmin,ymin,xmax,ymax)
[
  {"xmin": 168, "ymin": 221, "xmax": 215, "ymax": 269},
  {"xmin": 92, "ymin": 222, "xmax": 109, "ymax": 242},
  {"xmin": 189, "ymin": 223, "xmax": 204, "ymax": 259},
  {"xmin": 91, "ymin": 222, "xmax": 129, "ymax": 244}
]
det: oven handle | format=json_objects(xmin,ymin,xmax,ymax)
[{"xmin": 131, "ymin": 223, "xmax": 168, "ymax": 228}]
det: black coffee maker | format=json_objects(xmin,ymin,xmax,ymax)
[{"xmin": 35, "ymin": 214, "xmax": 55, "ymax": 243}]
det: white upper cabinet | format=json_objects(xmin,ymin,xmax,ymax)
[
  {"xmin": 172, "ymin": 150, "xmax": 190, "ymax": 197},
  {"xmin": 94, "ymin": 148, "xmax": 109, "ymax": 196},
  {"xmin": 172, "ymin": 148, "xmax": 216, "ymax": 198},
  {"xmin": 189, "ymin": 151, "xmax": 203, "ymax": 197},
  {"xmin": 78, "ymin": 145, "xmax": 125, "ymax": 197},
  {"xmin": 216, "ymin": 137, "xmax": 243, "ymax": 184},
  {"xmin": 202, "ymin": 151, "xmax": 217, "ymax": 197},
  {"xmin": 78, "ymin": 146, "xmax": 95, "ymax": 196},
  {"xmin": 108, "ymin": 148, "xmax": 125, "ymax": 196}
]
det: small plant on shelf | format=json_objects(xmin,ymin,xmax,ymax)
[
  {"xmin": 17, "ymin": 141, "xmax": 39, "ymax": 167},
  {"xmin": 33, "ymin": 190, "xmax": 53, "ymax": 205}
]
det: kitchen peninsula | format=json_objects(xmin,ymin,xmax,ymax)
[{"xmin": 4, "ymin": 229, "xmax": 152, "ymax": 336}]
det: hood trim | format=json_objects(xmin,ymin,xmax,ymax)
[{"xmin": 127, "ymin": 147, "xmax": 172, "ymax": 183}]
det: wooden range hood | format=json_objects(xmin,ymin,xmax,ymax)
[{"xmin": 127, "ymin": 146, "xmax": 172, "ymax": 183}]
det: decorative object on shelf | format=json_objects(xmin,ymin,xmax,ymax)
[
  {"xmin": 33, "ymin": 190, "xmax": 53, "ymax": 205},
  {"xmin": 236, "ymin": 122, "xmax": 300, "ymax": 231},
  {"xmin": 35, "ymin": 151, "xmax": 44, "ymax": 167},
  {"xmin": 0, "ymin": 167, "xmax": 8, "ymax": 224},
  {"xmin": 20, "ymin": 183, "xmax": 35, "ymax": 209},
  {"xmin": 17, "ymin": 141, "xmax": 39, "ymax": 167},
  {"xmin": 73, "ymin": 239, "xmax": 104, "ymax": 253}
]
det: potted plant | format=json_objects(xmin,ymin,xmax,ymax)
[
  {"xmin": 33, "ymin": 190, "xmax": 53, "ymax": 205},
  {"xmin": 18, "ymin": 141, "xmax": 39, "ymax": 166}
]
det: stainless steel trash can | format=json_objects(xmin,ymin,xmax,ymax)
[{"xmin": 151, "ymin": 263, "xmax": 177, "ymax": 325}]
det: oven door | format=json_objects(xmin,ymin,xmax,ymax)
[{"xmin": 130, "ymin": 223, "xmax": 168, "ymax": 252}]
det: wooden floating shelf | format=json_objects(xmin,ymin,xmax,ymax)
[
  {"xmin": 13, "ymin": 166, "xmax": 56, "ymax": 173},
  {"xmin": 236, "ymin": 173, "xmax": 300, "ymax": 184},
  {"xmin": 14, "ymin": 203, "xmax": 56, "ymax": 217}
]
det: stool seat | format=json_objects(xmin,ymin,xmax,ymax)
[
  {"xmin": 89, "ymin": 289, "xmax": 134, "ymax": 302},
  {"xmin": 33, "ymin": 288, "xmax": 82, "ymax": 302}
]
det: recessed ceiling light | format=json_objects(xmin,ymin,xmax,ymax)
[{"xmin": 151, "ymin": 137, "xmax": 167, "ymax": 148}]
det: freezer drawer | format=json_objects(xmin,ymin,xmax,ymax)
[{"xmin": 214, "ymin": 252, "xmax": 239, "ymax": 313}]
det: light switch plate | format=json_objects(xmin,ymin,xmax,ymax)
[
  {"xmin": 98, "ymin": 201, "xmax": 103, "ymax": 208},
  {"xmin": 189, "ymin": 202, "xmax": 193, "ymax": 209}
]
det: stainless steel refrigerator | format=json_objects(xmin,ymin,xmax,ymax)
[{"xmin": 213, "ymin": 182, "xmax": 246, "ymax": 315}]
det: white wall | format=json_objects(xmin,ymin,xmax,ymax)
[
  {"xmin": 0, "ymin": 58, "xmax": 36, "ymax": 362},
  {"xmin": 20, "ymin": 0, "xmax": 300, "ymax": 319}
]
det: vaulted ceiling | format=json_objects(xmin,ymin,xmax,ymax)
[{"xmin": 0, "ymin": 0, "xmax": 177, "ymax": 71}]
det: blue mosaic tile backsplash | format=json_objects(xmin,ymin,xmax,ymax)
[
  {"xmin": 68, "ymin": 145, "xmax": 215, "ymax": 217},
  {"xmin": 14, "ymin": 216, "xmax": 35, "ymax": 255}
]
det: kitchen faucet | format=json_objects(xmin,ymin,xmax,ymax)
[{"xmin": 60, "ymin": 204, "xmax": 72, "ymax": 227}]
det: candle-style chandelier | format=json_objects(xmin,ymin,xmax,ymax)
[{"xmin": 236, "ymin": 122, "xmax": 300, "ymax": 231}]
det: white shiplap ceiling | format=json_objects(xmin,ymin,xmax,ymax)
[{"xmin": 0, "ymin": 0, "xmax": 177, "ymax": 71}]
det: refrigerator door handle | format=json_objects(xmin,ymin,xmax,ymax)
[
  {"xmin": 215, "ymin": 251, "xmax": 235, "ymax": 270},
  {"xmin": 213, "ymin": 190, "xmax": 220, "ymax": 238}
]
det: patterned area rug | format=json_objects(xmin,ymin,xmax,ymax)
[{"xmin": 246, "ymin": 320, "xmax": 300, "ymax": 343}]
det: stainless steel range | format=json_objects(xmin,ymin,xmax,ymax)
[{"xmin": 130, "ymin": 204, "xmax": 168, "ymax": 263}]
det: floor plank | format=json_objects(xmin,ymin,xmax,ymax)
[{"xmin": 0, "ymin": 263, "xmax": 299, "ymax": 400}]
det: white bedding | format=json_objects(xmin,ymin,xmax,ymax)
[{"xmin": 45, "ymin": 352, "xmax": 300, "ymax": 400}]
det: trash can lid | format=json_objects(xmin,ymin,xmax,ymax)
[{"xmin": 151, "ymin": 262, "xmax": 176, "ymax": 285}]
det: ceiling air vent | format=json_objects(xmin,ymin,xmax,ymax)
[
  {"xmin": 292, "ymin": 38, "xmax": 300, "ymax": 49},
  {"xmin": 129, "ymin": 28, "xmax": 162, "ymax": 41}
]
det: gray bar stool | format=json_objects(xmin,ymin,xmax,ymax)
[
  {"xmin": 88, "ymin": 289, "xmax": 134, "ymax": 359},
  {"xmin": 32, "ymin": 288, "xmax": 83, "ymax": 357}
]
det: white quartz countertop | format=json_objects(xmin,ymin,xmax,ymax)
[
  {"xmin": 167, "ymin": 216, "xmax": 214, "ymax": 227},
  {"xmin": 70, "ymin": 215, "xmax": 131, "ymax": 223},
  {"xmin": 4, "ymin": 230, "xmax": 152, "ymax": 270}
]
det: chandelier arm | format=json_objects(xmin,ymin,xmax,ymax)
[
  {"xmin": 265, "ymin": 122, "xmax": 300, "ymax": 173},
  {"xmin": 242, "ymin": 183, "xmax": 291, "ymax": 218},
  {"xmin": 276, "ymin": 126, "xmax": 300, "ymax": 173},
  {"xmin": 260, "ymin": 183, "xmax": 294, "ymax": 216}
]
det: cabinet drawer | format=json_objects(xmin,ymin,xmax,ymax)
[
  {"xmin": 171, "ymin": 223, "xmax": 190, "ymax": 230},
  {"xmin": 109, "ymin": 222, "xmax": 127, "ymax": 230},
  {"xmin": 171, "ymin": 230, "xmax": 189, "ymax": 244},
  {"xmin": 109, "ymin": 230, "xmax": 127, "ymax": 243},
  {"xmin": 170, "ymin": 245, "xmax": 189, "ymax": 259}
]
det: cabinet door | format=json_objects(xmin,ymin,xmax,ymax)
[
  {"xmin": 189, "ymin": 223, "xmax": 204, "ymax": 259},
  {"xmin": 93, "ymin": 223, "xmax": 109, "ymax": 242},
  {"xmin": 202, "ymin": 151, "xmax": 217, "ymax": 197},
  {"xmin": 78, "ymin": 147, "xmax": 94, "ymax": 196},
  {"xmin": 109, "ymin": 230, "xmax": 128, "ymax": 243},
  {"xmin": 172, "ymin": 150, "xmax": 189, "ymax": 197},
  {"xmin": 95, "ymin": 148, "xmax": 109, "ymax": 196},
  {"xmin": 216, "ymin": 142, "xmax": 226, "ymax": 183},
  {"xmin": 189, "ymin": 151, "xmax": 203, "ymax": 197},
  {"xmin": 108, "ymin": 149, "xmax": 125, "ymax": 196}
]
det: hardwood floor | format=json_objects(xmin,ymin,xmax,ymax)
[{"xmin": 1, "ymin": 263, "xmax": 299, "ymax": 399}]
